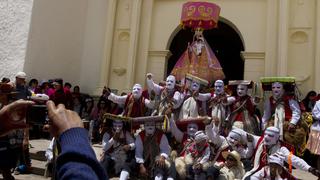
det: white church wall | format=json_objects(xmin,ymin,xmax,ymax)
[
  {"xmin": 24, "ymin": 0, "xmax": 87, "ymax": 91},
  {"xmin": 0, "ymin": 0, "xmax": 34, "ymax": 81},
  {"xmin": 80, "ymin": 0, "xmax": 109, "ymax": 94}
]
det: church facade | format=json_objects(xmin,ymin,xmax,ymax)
[{"xmin": 21, "ymin": 0, "xmax": 320, "ymax": 97}]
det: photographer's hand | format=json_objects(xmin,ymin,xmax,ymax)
[
  {"xmin": 0, "ymin": 100, "xmax": 34, "ymax": 137},
  {"xmin": 47, "ymin": 100, "xmax": 83, "ymax": 137}
]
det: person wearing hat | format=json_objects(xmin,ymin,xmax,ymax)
[
  {"xmin": 104, "ymin": 83, "xmax": 154, "ymax": 118},
  {"xmin": 12, "ymin": 72, "xmax": 32, "ymax": 100},
  {"xmin": 119, "ymin": 120, "xmax": 173, "ymax": 180},
  {"xmin": 262, "ymin": 81, "xmax": 309, "ymax": 157},
  {"xmin": 206, "ymin": 117, "xmax": 255, "ymax": 159},
  {"xmin": 243, "ymin": 127, "xmax": 320, "ymax": 179},
  {"xmin": 227, "ymin": 81, "xmax": 260, "ymax": 135},
  {"xmin": 205, "ymin": 120, "xmax": 255, "ymax": 179},
  {"xmin": 211, "ymin": 150, "xmax": 245, "ymax": 180},
  {"xmin": 0, "ymin": 83, "xmax": 33, "ymax": 179},
  {"xmin": 9, "ymin": 72, "xmax": 33, "ymax": 175},
  {"xmin": 146, "ymin": 73, "xmax": 183, "ymax": 116},
  {"xmin": 178, "ymin": 74, "xmax": 209, "ymax": 120},
  {"xmin": 168, "ymin": 115, "xmax": 205, "ymax": 179},
  {"xmin": 262, "ymin": 82, "xmax": 301, "ymax": 138},
  {"xmin": 181, "ymin": 130, "xmax": 210, "ymax": 180},
  {"xmin": 196, "ymin": 80, "xmax": 235, "ymax": 135},
  {"xmin": 100, "ymin": 119, "xmax": 135, "ymax": 178},
  {"xmin": 251, "ymin": 153, "xmax": 299, "ymax": 180}
]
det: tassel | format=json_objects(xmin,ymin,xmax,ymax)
[
  {"xmin": 163, "ymin": 115, "xmax": 170, "ymax": 132},
  {"xmin": 288, "ymin": 151, "xmax": 293, "ymax": 173}
]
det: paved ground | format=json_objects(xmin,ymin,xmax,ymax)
[{"xmin": 0, "ymin": 139, "xmax": 318, "ymax": 180}]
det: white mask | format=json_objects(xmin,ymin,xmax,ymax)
[
  {"xmin": 227, "ymin": 130, "xmax": 241, "ymax": 147},
  {"xmin": 187, "ymin": 123, "xmax": 199, "ymax": 137},
  {"xmin": 191, "ymin": 81, "xmax": 200, "ymax": 91},
  {"xmin": 113, "ymin": 120, "xmax": 123, "ymax": 133},
  {"xmin": 237, "ymin": 84, "xmax": 248, "ymax": 97},
  {"xmin": 264, "ymin": 127, "xmax": 280, "ymax": 146},
  {"xmin": 166, "ymin": 75, "xmax": 176, "ymax": 90},
  {"xmin": 214, "ymin": 80, "xmax": 224, "ymax": 95},
  {"xmin": 132, "ymin": 84, "xmax": 142, "ymax": 99},
  {"xmin": 145, "ymin": 121, "xmax": 156, "ymax": 135},
  {"xmin": 272, "ymin": 82, "xmax": 284, "ymax": 99}
]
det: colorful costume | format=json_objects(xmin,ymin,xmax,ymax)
[
  {"xmin": 227, "ymin": 81, "xmax": 260, "ymax": 134},
  {"xmin": 107, "ymin": 84, "xmax": 154, "ymax": 117},
  {"xmin": 243, "ymin": 127, "xmax": 314, "ymax": 179},
  {"xmin": 146, "ymin": 74, "xmax": 183, "ymax": 117},
  {"xmin": 169, "ymin": 116, "xmax": 204, "ymax": 179},
  {"xmin": 170, "ymin": 31, "xmax": 225, "ymax": 84},
  {"xmin": 197, "ymin": 80, "xmax": 235, "ymax": 133},
  {"xmin": 179, "ymin": 74, "xmax": 209, "ymax": 120},
  {"xmin": 120, "ymin": 120, "xmax": 173, "ymax": 180},
  {"xmin": 101, "ymin": 127, "xmax": 135, "ymax": 175},
  {"xmin": 251, "ymin": 154, "xmax": 298, "ymax": 180},
  {"xmin": 261, "ymin": 80, "xmax": 307, "ymax": 156}
]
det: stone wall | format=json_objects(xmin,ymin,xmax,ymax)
[{"xmin": 0, "ymin": 0, "xmax": 33, "ymax": 81}]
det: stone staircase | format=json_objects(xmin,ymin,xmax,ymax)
[
  {"xmin": 29, "ymin": 139, "xmax": 50, "ymax": 177},
  {"xmin": 27, "ymin": 140, "xmax": 317, "ymax": 180},
  {"xmin": 28, "ymin": 139, "xmax": 104, "ymax": 177}
]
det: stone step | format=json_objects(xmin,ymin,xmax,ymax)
[
  {"xmin": 30, "ymin": 150, "xmax": 47, "ymax": 161},
  {"xmin": 1, "ymin": 173, "xmax": 49, "ymax": 180},
  {"xmin": 30, "ymin": 159, "xmax": 47, "ymax": 176}
]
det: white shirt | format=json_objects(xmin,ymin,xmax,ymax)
[
  {"xmin": 198, "ymin": 146, "xmax": 211, "ymax": 165},
  {"xmin": 102, "ymin": 131, "xmax": 135, "ymax": 152},
  {"xmin": 247, "ymin": 139, "xmax": 311, "ymax": 178},
  {"xmin": 251, "ymin": 166, "xmax": 287, "ymax": 180},
  {"xmin": 146, "ymin": 78, "xmax": 183, "ymax": 109},
  {"xmin": 205, "ymin": 124, "xmax": 254, "ymax": 159},
  {"xmin": 108, "ymin": 93, "xmax": 154, "ymax": 109},
  {"xmin": 262, "ymin": 97, "xmax": 301, "ymax": 127}
]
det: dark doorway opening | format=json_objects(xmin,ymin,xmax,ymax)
[{"xmin": 167, "ymin": 20, "xmax": 245, "ymax": 86}]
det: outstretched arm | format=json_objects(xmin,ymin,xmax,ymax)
[
  {"xmin": 108, "ymin": 93, "xmax": 127, "ymax": 105},
  {"xmin": 279, "ymin": 147, "xmax": 311, "ymax": 171},
  {"xmin": 205, "ymin": 123, "xmax": 223, "ymax": 146},
  {"xmin": 47, "ymin": 100, "xmax": 107, "ymax": 180},
  {"xmin": 146, "ymin": 73, "xmax": 163, "ymax": 95},
  {"xmin": 169, "ymin": 116, "xmax": 184, "ymax": 142},
  {"xmin": 56, "ymin": 128, "xmax": 108, "ymax": 180}
]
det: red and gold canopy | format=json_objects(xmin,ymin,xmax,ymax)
[{"xmin": 180, "ymin": 1, "xmax": 221, "ymax": 30}]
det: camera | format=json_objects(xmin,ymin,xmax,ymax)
[{"xmin": 26, "ymin": 94, "xmax": 49, "ymax": 125}]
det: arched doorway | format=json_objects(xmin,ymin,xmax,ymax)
[{"xmin": 167, "ymin": 19, "xmax": 245, "ymax": 85}]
